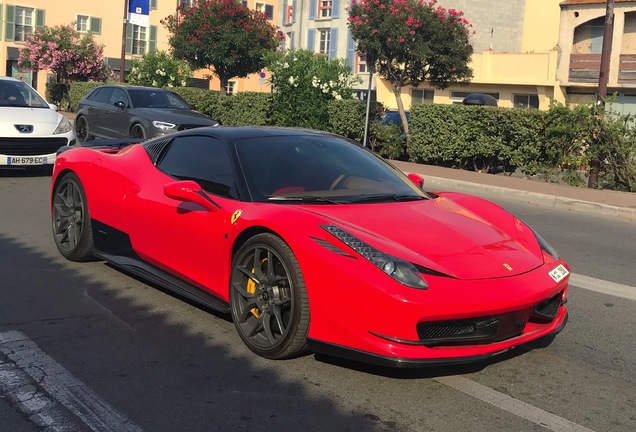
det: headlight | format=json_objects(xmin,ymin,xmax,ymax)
[
  {"xmin": 532, "ymin": 229, "xmax": 560, "ymax": 261},
  {"xmin": 321, "ymin": 225, "xmax": 428, "ymax": 289},
  {"xmin": 53, "ymin": 117, "xmax": 72, "ymax": 134},
  {"xmin": 152, "ymin": 121, "xmax": 176, "ymax": 131}
]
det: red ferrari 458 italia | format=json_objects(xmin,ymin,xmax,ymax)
[{"xmin": 51, "ymin": 127, "xmax": 569, "ymax": 367}]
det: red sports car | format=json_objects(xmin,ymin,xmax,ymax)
[{"xmin": 51, "ymin": 127, "xmax": 569, "ymax": 367}]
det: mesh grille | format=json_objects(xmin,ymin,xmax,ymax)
[
  {"xmin": 417, "ymin": 321, "xmax": 476, "ymax": 340},
  {"xmin": 0, "ymin": 138, "xmax": 69, "ymax": 156},
  {"xmin": 144, "ymin": 138, "xmax": 171, "ymax": 163}
]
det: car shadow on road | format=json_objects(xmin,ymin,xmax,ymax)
[
  {"xmin": 0, "ymin": 233, "xmax": 396, "ymax": 432},
  {"xmin": 0, "ymin": 166, "xmax": 53, "ymax": 177}
]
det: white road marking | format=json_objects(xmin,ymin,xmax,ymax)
[
  {"xmin": 570, "ymin": 273, "xmax": 636, "ymax": 301},
  {"xmin": 0, "ymin": 330, "xmax": 142, "ymax": 432},
  {"xmin": 435, "ymin": 375, "xmax": 595, "ymax": 432}
]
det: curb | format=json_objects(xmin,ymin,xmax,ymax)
[{"xmin": 423, "ymin": 175, "xmax": 636, "ymax": 222}]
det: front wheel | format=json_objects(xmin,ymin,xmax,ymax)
[
  {"xmin": 230, "ymin": 233, "xmax": 310, "ymax": 359},
  {"xmin": 51, "ymin": 172, "xmax": 95, "ymax": 262},
  {"xmin": 130, "ymin": 124, "xmax": 146, "ymax": 139},
  {"xmin": 75, "ymin": 116, "xmax": 93, "ymax": 143}
]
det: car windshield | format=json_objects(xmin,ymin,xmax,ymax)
[
  {"xmin": 235, "ymin": 134, "xmax": 429, "ymax": 204},
  {"xmin": 0, "ymin": 80, "xmax": 49, "ymax": 108},
  {"xmin": 128, "ymin": 89, "xmax": 191, "ymax": 109}
]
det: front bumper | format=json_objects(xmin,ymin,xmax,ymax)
[{"xmin": 0, "ymin": 134, "xmax": 76, "ymax": 166}]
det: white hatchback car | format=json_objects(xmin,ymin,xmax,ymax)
[{"xmin": 0, "ymin": 76, "xmax": 76, "ymax": 168}]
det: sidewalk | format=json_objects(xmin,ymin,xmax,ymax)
[{"xmin": 392, "ymin": 160, "xmax": 636, "ymax": 222}]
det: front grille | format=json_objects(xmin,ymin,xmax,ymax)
[
  {"xmin": 416, "ymin": 291, "xmax": 564, "ymax": 347},
  {"xmin": 0, "ymin": 138, "xmax": 70, "ymax": 156},
  {"xmin": 177, "ymin": 124, "xmax": 206, "ymax": 131}
]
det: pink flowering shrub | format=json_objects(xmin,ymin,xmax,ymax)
[
  {"xmin": 18, "ymin": 24, "xmax": 108, "ymax": 83},
  {"xmin": 163, "ymin": 0, "xmax": 284, "ymax": 95},
  {"xmin": 348, "ymin": 0, "xmax": 473, "ymax": 140}
]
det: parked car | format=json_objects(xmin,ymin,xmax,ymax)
[
  {"xmin": 75, "ymin": 85, "xmax": 218, "ymax": 142},
  {"xmin": 462, "ymin": 93, "xmax": 499, "ymax": 106},
  {"xmin": 51, "ymin": 126, "xmax": 569, "ymax": 367},
  {"xmin": 0, "ymin": 76, "xmax": 76, "ymax": 168},
  {"xmin": 380, "ymin": 109, "xmax": 410, "ymax": 127}
]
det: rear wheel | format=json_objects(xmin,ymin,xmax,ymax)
[
  {"xmin": 52, "ymin": 172, "xmax": 94, "ymax": 262},
  {"xmin": 75, "ymin": 116, "xmax": 92, "ymax": 143},
  {"xmin": 130, "ymin": 124, "xmax": 146, "ymax": 139},
  {"xmin": 230, "ymin": 233, "xmax": 310, "ymax": 359}
]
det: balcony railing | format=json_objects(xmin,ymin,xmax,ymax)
[
  {"xmin": 569, "ymin": 54, "xmax": 601, "ymax": 83},
  {"xmin": 619, "ymin": 54, "xmax": 636, "ymax": 84}
]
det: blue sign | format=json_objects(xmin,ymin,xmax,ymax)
[{"xmin": 128, "ymin": 0, "xmax": 150, "ymax": 28}]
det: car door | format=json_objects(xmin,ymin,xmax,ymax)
[
  {"xmin": 102, "ymin": 87, "xmax": 131, "ymax": 138},
  {"xmin": 85, "ymin": 87, "xmax": 114, "ymax": 137},
  {"xmin": 125, "ymin": 134, "xmax": 240, "ymax": 294}
]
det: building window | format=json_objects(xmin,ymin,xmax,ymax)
[
  {"xmin": 132, "ymin": 25, "xmax": 147, "ymax": 55},
  {"xmin": 225, "ymin": 80, "xmax": 237, "ymax": 95},
  {"xmin": 286, "ymin": 32, "xmax": 294, "ymax": 50},
  {"xmin": 150, "ymin": 0, "xmax": 157, "ymax": 10},
  {"xmin": 319, "ymin": 1, "xmax": 333, "ymax": 18},
  {"xmin": 15, "ymin": 7, "xmax": 34, "ymax": 42},
  {"xmin": 255, "ymin": 3, "xmax": 274, "ymax": 19},
  {"xmin": 411, "ymin": 89, "xmax": 434, "ymax": 105},
  {"xmin": 76, "ymin": 15, "xmax": 89, "ymax": 32},
  {"xmin": 318, "ymin": 29, "xmax": 330, "ymax": 56},
  {"xmin": 76, "ymin": 15, "xmax": 102, "ymax": 34},
  {"xmin": 513, "ymin": 94, "xmax": 539, "ymax": 109},
  {"xmin": 286, "ymin": 4, "xmax": 293, "ymax": 24},
  {"xmin": 356, "ymin": 54, "xmax": 368, "ymax": 73},
  {"xmin": 242, "ymin": 1, "xmax": 248, "ymax": 7}
]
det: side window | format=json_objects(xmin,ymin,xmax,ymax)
[
  {"xmin": 157, "ymin": 135, "xmax": 238, "ymax": 199},
  {"xmin": 109, "ymin": 88, "xmax": 129, "ymax": 106},
  {"xmin": 91, "ymin": 88, "xmax": 113, "ymax": 104}
]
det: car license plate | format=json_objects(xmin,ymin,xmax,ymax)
[
  {"xmin": 7, "ymin": 156, "xmax": 47, "ymax": 166},
  {"xmin": 549, "ymin": 264, "xmax": 569, "ymax": 282}
]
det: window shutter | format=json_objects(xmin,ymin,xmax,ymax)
[
  {"xmin": 292, "ymin": 0, "xmax": 296, "ymax": 23},
  {"xmin": 36, "ymin": 9, "xmax": 45, "ymax": 28},
  {"xmin": 125, "ymin": 24, "xmax": 133, "ymax": 55},
  {"xmin": 309, "ymin": 0, "xmax": 316, "ymax": 20},
  {"xmin": 0, "ymin": 6, "xmax": 3, "ymax": 41},
  {"xmin": 307, "ymin": 28, "xmax": 315, "ymax": 52},
  {"xmin": 265, "ymin": 5, "xmax": 273, "ymax": 20},
  {"xmin": 90, "ymin": 17, "xmax": 102, "ymax": 35},
  {"xmin": 328, "ymin": 28, "xmax": 338, "ymax": 60},
  {"xmin": 150, "ymin": 0, "xmax": 157, "ymax": 10},
  {"xmin": 346, "ymin": 31, "xmax": 355, "ymax": 71},
  {"xmin": 149, "ymin": 25, "xmax": 157, "ymax": 53},
  {"xmin": 289, "ymin": 31, "xmax": 294, "ymax": 50},
  {"xmin": 332, "ymin": 0, "xmax": 340, "ymax": 19},
  {"xmin": 5, "ymin": 5, "xmax": 15, "ymax": 42},
  {"xmin": 283, "ymin": 0, "xmax": 288, "ymax": 24}
]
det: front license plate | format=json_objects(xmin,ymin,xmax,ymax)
[
  {"xmin": 7, "ymin": 156, "xmax": 47, "ymax": 166},
  {"xmin": 549, "ymin": 264, "xmax": 569, "ymax": 282}
]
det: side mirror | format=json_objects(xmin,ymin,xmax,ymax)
[
  {"xmin": 49, "ymin": 103, "xmax": 59, "ymax": 111},
  {"xmin": 407, "ymin": 173, "xmax": 424, "ymax": 188},
  {"xmin": 114, "ymin": 101, "xmax": 127, "ymax": 109},
  {"xmin": 164, "ymin": 180, "xmax": 221, "ymax": 211}
]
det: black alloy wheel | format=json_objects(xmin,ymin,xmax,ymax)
[
  {"xmin": 52, "ymin": 173, "xmax": 95, "ymax": 262},
  {"xmin": 130, "ymin": 124, "xmax": 146, "ymax": 139},
  {"xmin": 75, "ymin": 116, "xmax": 92, "ymax": 143},
  {"xmin": 230, "ymin": 233, "xmax": 310, "ymax": 359}
]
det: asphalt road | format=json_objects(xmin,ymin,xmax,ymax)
[{"xmin": 0, "ymin": 172, "xmax": 634, "ymax": 432}]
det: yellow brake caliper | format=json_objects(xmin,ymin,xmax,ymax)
[{"xmin": 247, "ymin": 258, "xmax": 268, "ymax": 318}]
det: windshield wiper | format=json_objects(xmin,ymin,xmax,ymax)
[
  {"xmin": 350, "ymin": 194, "xmax": 425, "ymax": 203},
  {"xmin": 267, "ymin": 196, "xmax": 343, "ymax": 204}
]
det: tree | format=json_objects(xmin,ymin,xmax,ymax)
[
  {"xmin": 18, "ymin": 23, "xmax": 108, "ymax": 83},
  {"xmin": 267, "ymin": 49, "xmax": 360, "ymax": 129},
  {"xmin": 128, "ymin": 51, "xmax": 192, "ymax": 88},
  {"xmin": 163, "ymin": 0, "xmax": 283, "ymax": 95},
  {"xmin": 348, "ymin": 0, "xmax": 473, "ymax": 141}
]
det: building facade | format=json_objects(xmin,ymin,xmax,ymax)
[{"xmin": 0, "ymin": 0, "xmax": 177, "ymax": 94}]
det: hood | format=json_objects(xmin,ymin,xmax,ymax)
[
  {"xmin": 302, "ymin": 195, "xmax": 543, "ymax": 280},
  {"xmin": 0, "ymin": 107, "xmax": 63, "ymax": 136},
  {"xmin": 133, "ymin": 108, "xmax": 217, "ymax": 126}
]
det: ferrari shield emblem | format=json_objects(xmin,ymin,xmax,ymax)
[
  {"xmin": 503, "ymin": 263, "xmax": 513, "ymax": 271},
  {"xmin": 231, "ymin": 210, "xmax": 243, "ymax": 224}
]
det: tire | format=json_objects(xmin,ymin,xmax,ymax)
[
  {"xmin": 75, "ymin": 115, "xmax": 93, "ymax": 143},
  {"xmin": 230, "ymin": 233, "xmax": 310, "ymax": 359},
  {"xmin": 130, "ymin": 124, "xmax": 146, "ymax": 139},
  {"xmin": 51, "ymin": 172, "xmax": 95, "ymax": 262}
]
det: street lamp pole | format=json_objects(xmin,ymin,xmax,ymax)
[
  {"xmin": 119, "ymin": 0, "xmax": 129, "ymax": 82},
  {"xmin": 362, "ymin": 54, "xmax": 374, "ymax": 148},
  {"xmin": 596, "ymin": 0, "xmax": 615, "ymax": 108}
]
